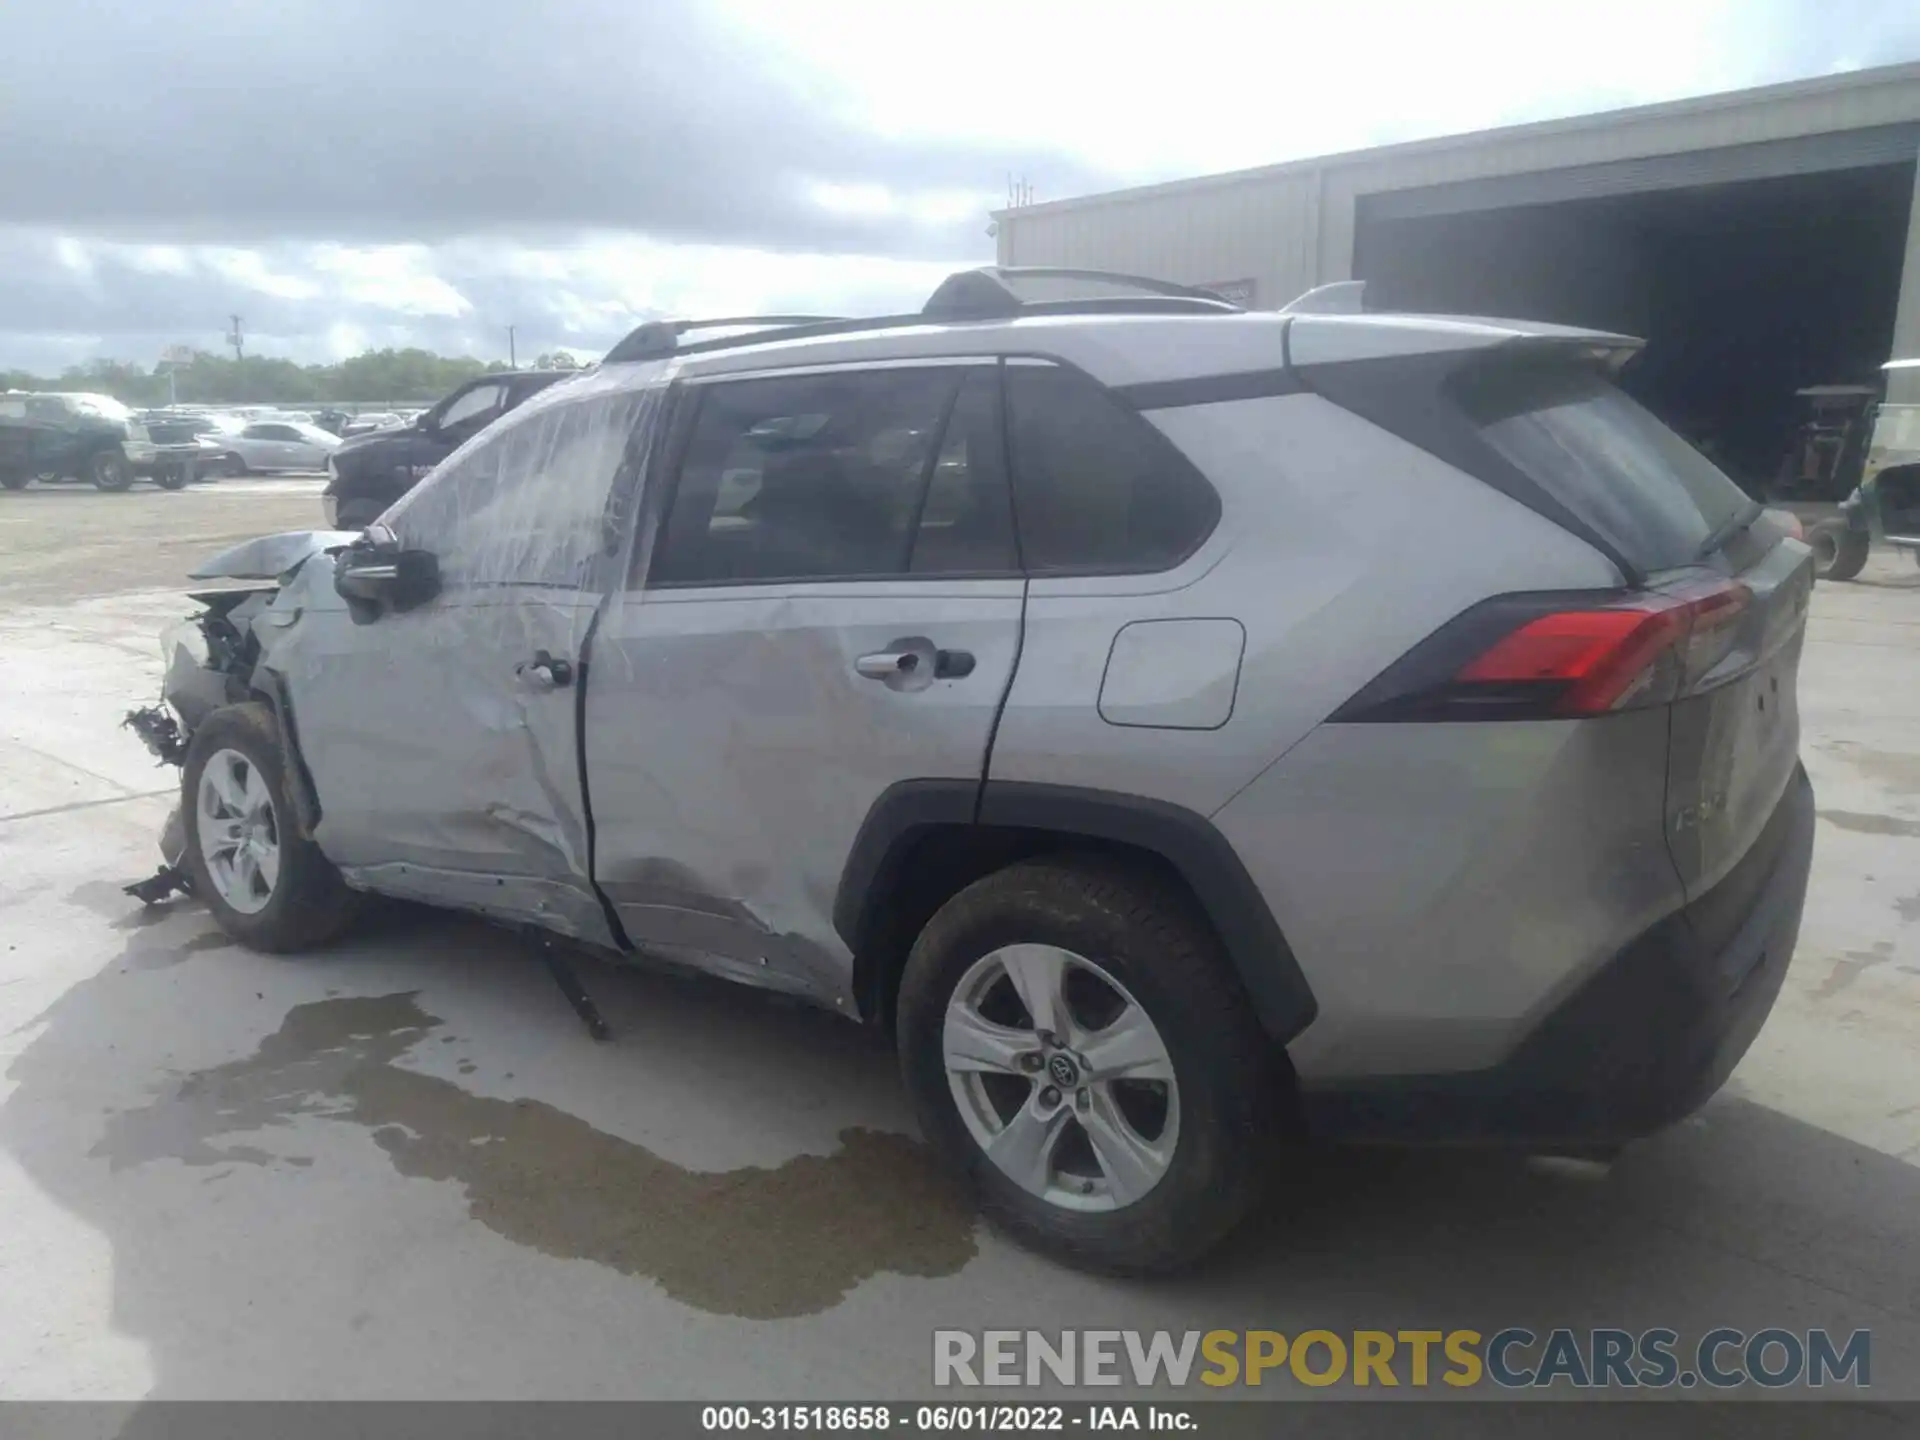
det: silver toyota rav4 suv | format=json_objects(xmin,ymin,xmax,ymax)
[{"xmin": 133, "ymin": 268, "xmax": 1815, "ymax": 1273}]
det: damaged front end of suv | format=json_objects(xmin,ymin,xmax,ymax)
[{"xmin": 121, "ymin": 530, "xmax": 360, "ymax": 903}]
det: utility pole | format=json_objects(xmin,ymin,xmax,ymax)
[
  {"xmin": 228, "ymin": 315, "xmax": 244, "ymax": 362},
  {"xmin": 507, "ymin": 325, "xmax": 517, "ymax": 368}
]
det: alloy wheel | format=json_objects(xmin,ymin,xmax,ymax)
[
  {"xmin": 195, "ymin": 747, "xmax": 281, "ymax": 914},
  {"xmin": 943, "ymin": 944, "xmax": 1179, "ymax": 1212}
]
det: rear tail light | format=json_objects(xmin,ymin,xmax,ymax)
[{"xmin": 1334, "ymin": 580, "xmax": 1751, "ymax": 723}]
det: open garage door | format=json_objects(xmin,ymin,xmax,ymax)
[{"xmin": 1355, "ymin": 140, "xmax": 1917, "ymax": 501}]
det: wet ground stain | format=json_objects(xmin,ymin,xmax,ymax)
[
  {"xmin": 91, "ymin": 992, "xmax": 977, "ymax": 1318},
  {"xmin": 1818, "ymin": 740, "xmax": 1920, "ymax": 798},
  {"xmin": 126, "ymin": 929, "xmax": 234, "ymax": 971},
  {"xmin": 67, "ymin": 879, "xmax": 178, "ymax": 930},
  {"xmin": 1811, "ymin": 942, "xmax": 1896, "ymax": 1002},
  {"xmin": 1817, "ymin": 809, "xmax": 1920, "ymax": 839}
]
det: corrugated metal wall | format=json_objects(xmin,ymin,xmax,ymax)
[
  {"xmin": 994, "ymin": 63, "xmax": 1920, "ymax": 381},
  {"xmin": 1000, "ymin": 172, "xmax": 1322, "ymax": 311}
]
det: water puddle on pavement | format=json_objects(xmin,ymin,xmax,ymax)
[{"xmin": 92, "ymin": 992, "xmax": 978, "ymax": 1317}]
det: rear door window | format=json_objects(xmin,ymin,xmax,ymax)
[
  {"xmin": 651, "ymin": 366, "xmax": 1010, "ymax": 585},
  {"xmin": 1451, "ymin": 360, "xmax": 1752, "ymax": 573},
  {"xmin": 1003, "ymin": 363, "xmax": 1221, "ymax": 573}
]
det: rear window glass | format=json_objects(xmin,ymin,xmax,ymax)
[{"xmin": 1453, "ymin": 361, "xmax": 1750, "ymax": 572}]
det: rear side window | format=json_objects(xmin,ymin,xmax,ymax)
[
  {"xmin": 1452, "ymin": 360, "xmax": 1751, "ymax": 573},
  {"xmin": 1004, "ymin": 365, "xmax": 1220, "ymax": 573}
]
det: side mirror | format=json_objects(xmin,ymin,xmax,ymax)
[{"xmin": 334, "ymin": 532, "xmax": 440, "ymax": 620}]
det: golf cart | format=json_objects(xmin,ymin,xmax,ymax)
[{"xmin": 1806, "ymin": 360, "xmax": 1920, "ymax": 581}]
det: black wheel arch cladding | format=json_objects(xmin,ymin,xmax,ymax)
[{"xmin": 835, "ymin": 778, "xmax": 1318, "ymax": 1042}]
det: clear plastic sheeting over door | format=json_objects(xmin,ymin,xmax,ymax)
[
  {"xmin": 254, "ymin": 363, "xmax": 676, "ymax": 942},
  {"xmin": 383, "ymin": 361, "xmax": 671, "ymax": 610}
]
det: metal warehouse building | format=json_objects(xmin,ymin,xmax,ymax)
[{"xmin": 994, "ymin": 62, "xmax": 1920, "ymax": 488}]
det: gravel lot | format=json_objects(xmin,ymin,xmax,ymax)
[{"xmin": 1, "ymin": 482, "xmax": 1917, "ymax": 1413}]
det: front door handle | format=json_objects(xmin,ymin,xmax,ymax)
[{"xmin": 516, "ymin": 649, "xmax": 574, "ymax": 690}]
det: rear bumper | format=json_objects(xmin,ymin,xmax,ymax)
[{"xmin": 1301, "ymin": 763, "xmax": 1815, "ymax": 1148}]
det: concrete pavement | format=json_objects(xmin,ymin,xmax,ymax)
[{"xmin": 2, "ymin": 483, "xmax": 1917, "ymax": 1403}]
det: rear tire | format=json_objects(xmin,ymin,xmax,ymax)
[
  {"xmin": 89, "ymin": 450, "xmax": 134, "ymax": 492},
  {"xmin": 896, "ymin": 854, "xmax": 1284, "ymax": 1273},
  {"xmin": 155, "ymin": 464, "xmax": 191, "ymax": 490},
  {"xmin": 181, "ymin": 703, "xmax": 361, "ymax": 952},
  {"xmin": 0, "ymin": 471, "xmax": 28, "ymax": 491},
  {"xmin": 1809, "ymin": 519, "xmax": 1869, "ymax": 581},
  {"xmin": 219, "ymin": 454, "xmax": 249, "ymax": 477}
]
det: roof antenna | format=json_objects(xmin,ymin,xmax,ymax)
[{"xmin": 1279, "ymin": 280, "xmax": 1366, "ymax": 315}]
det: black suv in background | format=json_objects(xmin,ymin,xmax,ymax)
[{"xmin": 322, "ymin": 370, "xmax": 574, "ymax": 528}]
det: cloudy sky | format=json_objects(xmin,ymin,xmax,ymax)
[{"xmin": 3, "ymin": 0, "xmax": 1917, "ymax": 373}]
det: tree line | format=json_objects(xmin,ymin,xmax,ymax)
[{"xmin": 0, "ymin": 346, "xmax": 584, "ymax": 408}]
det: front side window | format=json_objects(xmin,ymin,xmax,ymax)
[
  {"xmin": 1004, "ymin": 364, "xmax": 1221, "ymax": 573},
  {"xmin": 438, "ymin": 383, "xmax": 506, "ymax": 432},
  {"xmin": 650, "ymin": 367, "xmax": 1002, "ymax": 585},
  {"xmin": 389, "ymin": 389, "xmax": 654, "ymax": 588}
]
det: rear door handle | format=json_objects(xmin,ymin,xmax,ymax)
[
  {"xmin": 855, "ymin": 650, "xmax": 919, "ymax": 680},
  {"xmin": 853, "ymin": 637, "xmax": 975, "ymax": 691}
]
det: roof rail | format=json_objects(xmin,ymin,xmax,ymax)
[
  {"xmin": 604, "ymin": 314, "xmax": 846, "ymax": 365},
  {"xmin": 922, "ymin": 267, "xmax": 1242, "ymax": 320},
  {"xmin": 595, "ymin": 268, "xmax": 1250, "ymax": 368}
]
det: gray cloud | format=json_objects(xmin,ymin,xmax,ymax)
[
  {"xmin": 6, "ymin": 0, "xmax": 1918, "ymax": 373},
  {"xmin": 0, "ymin": 225, "xmax": 970, "ymax": 373},
  {"xmin": 0, "ymin": 0, "xmax": 1098, "ymax": 256}
]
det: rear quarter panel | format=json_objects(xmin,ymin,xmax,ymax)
[{"xmin": 988, "ymin": 393, "xmax": 1624, "ymax": 817}]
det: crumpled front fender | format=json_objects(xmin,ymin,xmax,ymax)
[{"xmin": 188, "ymin": 529, "xmax": 360, "ymax": 583}]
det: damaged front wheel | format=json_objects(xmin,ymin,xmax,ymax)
[{"xmin": 183, "ymin": 703, "xmax": 361, "ymax": 951}]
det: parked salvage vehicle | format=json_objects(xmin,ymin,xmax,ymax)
[
  {"xmin": 1806, "ymin": 362, "xmax": 1920, "ymax": 580},
  {"xmin": 0, "ymin": 391, "xmax": 176, "ymax": 490},
  {"xmin": 128, "ymin": 269, "xmax": 1816, "ymax": 1273},
  {"xmin": 322, "ymin": 370, "xmax": 574, "ymax": 529},
  {"xmin": 215, "ymin": 418, "xmax": 341, "ymax": 474}
]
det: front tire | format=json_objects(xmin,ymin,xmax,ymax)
[
  {"xmin": 89, "ymin": 449, "xmax": 134, "ymax": 491},
  {"xmin": 896, "ymin": 855, "xmax": 1284, "ymax": 1273},
  {"xmin": 0, "ymin": 471, "xmax": 28, "ymax": 491},
  {"xmin": 182, "ymin": 703, "xmax": 360, "ymax": 952},
  {"xmin": 1809, "ymin": 518, "xmax": 1869, "ymax": 581}
]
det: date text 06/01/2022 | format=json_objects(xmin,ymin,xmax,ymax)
[{"xmin": 700, "ymin": 1404, "xmax": 1193, "ymax": 1431}]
